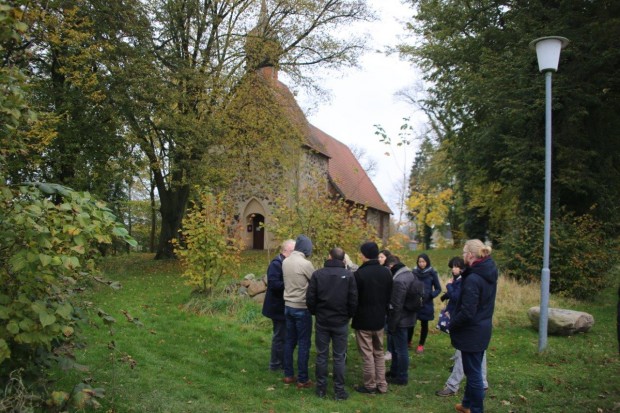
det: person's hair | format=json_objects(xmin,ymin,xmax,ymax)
[
  {"xmin": 417, "ymin": 253, "xmax": 431, "ymax": 267},
  {"xmin": 448, "ymin": 256, "xmax": 465, "ymax": 270},
  {"xmin": 463, "ymin": 239, "xmax": 492, "ymax": 258},
  {"xmin": 379, "ymin": 249, "xmax": 391, "ymax": 258},
  {"xmin": 280, "ymin": 239, "xmax": 295, "ymax": 253},
  {"xmin": 385, "ymin": 255, "xmax": 400, "ymax": 267},
  {"xmin": 329, "ymin": 247, "xmax": 345, "ymax": 261}
]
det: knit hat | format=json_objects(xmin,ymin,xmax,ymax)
[
  {"xmin": 360, "ymin": 241, "xmax": 379, "ymax": 259},
  {"xmin": 294, "ymin": 235, "xmax": 313, "ymax": 257}
]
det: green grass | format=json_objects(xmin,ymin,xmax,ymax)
[{"xmin": 52, "ymin": 251, "xmax": 620, "ymax": 412}]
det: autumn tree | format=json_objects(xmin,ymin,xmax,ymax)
[
  {"xmin": 111, "ymin": 0, "xmax": 374, "ymax": 259},
  {"xmin": 399, "ymin": 0, "xmax": 620, "ymax": 242}
]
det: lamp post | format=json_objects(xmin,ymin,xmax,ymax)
[{"xmin": 529, "ymin": 36, "xmax": 569, "ymax": 353}]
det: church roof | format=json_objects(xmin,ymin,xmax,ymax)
[
  {"xmin": 258, "ymin": 67, "xmax": 392, "ymax": 215},
  {"xmin": 309, "ymin": 125, "xmax": 393, "ymax": 215}
]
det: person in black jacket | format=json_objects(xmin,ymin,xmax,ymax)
[
  {"xmin": 351, "ymin": 241, "xmax": 393, "ymax": 394},
  {"xmin": 261, "ymin": 239, "xmax": 295, "ymax": 371},
  {"xmin": 385, "ymin": 255, "xmax": 417, "ymax": 386},
  {"xmin": 306, "ymin": 247, "xmax": 358, "ymax": 401},
  {"xmin": 451, "ymin": 240, "xmax": 498, "ymax": 413}
]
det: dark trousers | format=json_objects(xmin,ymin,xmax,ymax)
[
  {"xmin": 315, "ymin": 322, "xmax": 348, "ymax": 393},
  {"xmin": 388, "ymin": 327, "xmax": 409, "ymax": 383},
  {"xmin": 269, "ymin": 319, "xmax": 286, "ymax": 370},
  {"xmin": 284, "ymin": 306, "xmax": 312, "ymax": 382},
  {"xmin": 461, "ymin": 350, "xmax": 486, "ymax": 413},
  {"xmin": 408, "ymin": 320, "xmax": 429, "ymax": 345}
]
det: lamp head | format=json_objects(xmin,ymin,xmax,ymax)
[{"xmin": 529, "ymin": 36, "xmax": 569, "ymax": 72}]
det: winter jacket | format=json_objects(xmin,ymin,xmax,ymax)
[
  {"xmin": 351, "ymin": 259, "xmax": 393, "ymax": 331},
  {"xmin": 387, "ymin": 263, "xmax": 417, "ymax": 332},
  {"xmin": 283, "ymin": 241, "xmax": 315, "ymax": 309},
  {"xmin": 444, "ymin": 276, "xmax": 462, "ymax": 317},
  {"xmin": 414, "ymin": 265, "xmax": 442, "ymax": 321},
  {"xmin": 261, "ymin": 254, "xmax": 286, "ymax": 320},
  {"xmin": 450, "ymin": 256, "xmax": 498, "ymax": 352},
  {"xmin": 306, "ymin": 259, "xmax": 358, "ymax": 328}
]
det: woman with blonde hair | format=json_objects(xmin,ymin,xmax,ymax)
[{"xmin": 450, "ymin": 240, "xmax": 498, "ymax": 413}]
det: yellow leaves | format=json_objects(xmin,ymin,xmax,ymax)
[{"xmin": 407, "ymin": 188, "xmax": 453, "ymax": 227}]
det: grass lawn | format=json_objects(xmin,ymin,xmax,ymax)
[{"xmin": 53, "ymin": 251, "xmax": 620, "ymax": 412}]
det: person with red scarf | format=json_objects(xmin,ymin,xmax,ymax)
[{"xmin": 450, "ymin": 240, "xmax": 498, "ymax": 413}]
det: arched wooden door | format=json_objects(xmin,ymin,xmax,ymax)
[{"xmin": 252, "ymin": 214, "xmax": 265, "ymax": 250}]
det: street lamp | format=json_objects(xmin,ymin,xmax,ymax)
[{"xmin": 529, "ymin": 36, "xmax": 569, "ymax": 352}]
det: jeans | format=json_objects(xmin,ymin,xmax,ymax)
[
  {"xmin": 315, "ymin": 322, "xmax": 348, "ymax": 393},
  {"xmin": 461, "ymin": 350, "xmax": 486, "ymax": 413},
  {"xmin": 269, "ymin": 319, "xmax": 286, "ymax": 370},
  {"xmin": 388, "ymin": 327, "xmax": 409, "ymax": 383},
  {"xmin": 284, "ymin": 306, "xmax": 312, "ymax": 382},
  {"xmin": 446, "ymin": 350, "xmax": 488, "ymax": 392}
]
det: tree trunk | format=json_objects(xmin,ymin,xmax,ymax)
[
  {"xmin": 155, "ymin": 184, "xmax": 190, "ymax": 260},
  {"xmin": 149, "ymin": 172, "xmax": 157, "ymax": 253}
]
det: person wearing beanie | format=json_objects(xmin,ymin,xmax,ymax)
[
  {"xmin": 351, "ymin": 241, "xmax": 393, "ymax": 394},
  {"xmin": 282, "ymin": 235, "xmax": 315, "ymax": 389}
]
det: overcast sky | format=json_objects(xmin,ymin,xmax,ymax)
[{"xmin": 295, "ymin": 0, "xmax": 427, "ymax": 217}]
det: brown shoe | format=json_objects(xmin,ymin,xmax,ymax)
[
  {"xmin": 296, "ymin": 379, "xmax": 314, "ymax": 389},
  {"xmin": 455, "ymin": 403, "xmax": 471, "ymax": 413},
  {"xmin": 283, "ymin": 376, "xmax": 297, "ymax": 384}
]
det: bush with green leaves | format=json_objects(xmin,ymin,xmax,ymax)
[
  {"xmin": 0, "ymin": 181, "xmax": 136, "ymax": 381},
  {"xmin": 267, "ymin": 183, "xmax": 376, "ymax": 265},
  {"xmin": 174, "ymin": 189, "xmax": 243, "ymax": 296},
  {"xmin": 498, "ymin": 206, "xmax": 618, "ymax": 300}
]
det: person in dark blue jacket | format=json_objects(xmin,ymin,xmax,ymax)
[
  {"xmin": 410, "ymin": 253, "xmax": 442, "ymax": 353},
  {"xmin": 261, "ymin": 239, "xmax": 295, "ymax": 371},
  {"xmin": 451, "ymin": 240, "xmax": 498, "ymax": 413},
  {"xmin": 436, "ymin": 257, "xmax": 488, "ymax": 397}
]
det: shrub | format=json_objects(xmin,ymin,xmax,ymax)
[
  {"xmin": 498, "ymin": 206, "xmax": 618, "ymax": 300},
  {"xmin": 267, "ymin": 182, "xmax": 376, "ymax": 265},
  {"xmin": 174, "ymin": 189, "xmax": 243, "ymax": 296},
  {"xmin": 0, "ymin": 181, "xmax": 136, "ymax": 383}
]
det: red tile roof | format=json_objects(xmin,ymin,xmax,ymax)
[
  {"xmin": 261, "ymin": 68, "xmax": 392, "ymax": 215},
  {"xmin": 309, "ymin": 125, "xmax": 393, "ymax": 214}
]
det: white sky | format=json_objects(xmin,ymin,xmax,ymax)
[{"xmin": 295, "ymin": 0, "xmax": 427, "ymax": 217}]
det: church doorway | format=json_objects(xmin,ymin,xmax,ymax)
[{"xmin": 251, "ymin": 214, "xmax": 265, "ymax": 250}]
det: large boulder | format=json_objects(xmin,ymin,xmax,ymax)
[{"xmin": 527, "ymin": 306, "xmax": 594, "ymax": 336}]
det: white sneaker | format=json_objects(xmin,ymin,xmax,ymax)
[{"xmin": 384, "ymin": 351, "xmax": 392, "ymax": 361}]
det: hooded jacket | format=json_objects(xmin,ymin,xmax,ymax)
[
  {"xmin": 387, "ymin": 263, "xmax": 417, "ymax": 332},
  {"xmin": 306, "ymin": 259, "xmax": 358, "ymax": 327},
  {"xmin": 282, "ymin": 236, "xmax": 315, "ymax": 309},
  {"xmin": 450, "ymin": 256, "xmax": 499, "ymax": 352}
]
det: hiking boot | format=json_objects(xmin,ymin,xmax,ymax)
[
  {"xmin": 334, "ymin": 391, "xmax": 349, "ymax": 401},
  {"xmin": 416, "ymin": 345, "xmax": 424, "ymax": 354},
  {"xmin": 283, "ymin": 376, "xmax": 297, "ymax": 384},
  {"xmin": 386, "ymin": 377, "xmax": 407, "ymax": 386},
  {"xmin": 435, "ymin": 387, "xmax": 456, "ymax": 397},
  {"xmin": 354, "ymin": 385, "xmax": 377, "ymax": 394},
  {"xmin": 296, "ymin": 379, "xmax": 314, "ymax": 389},
  {"xmin": 455, "ymin": 403, "xmax": 471, "ymax": 413}
]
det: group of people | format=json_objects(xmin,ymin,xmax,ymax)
[{"xmin": 261, "ymin": 235, "xmax": 498, "ymax": 413}]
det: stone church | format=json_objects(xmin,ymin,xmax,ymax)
[{"xmin": 229, "ymin": 4, "xmax": 392, "ymax": 250}]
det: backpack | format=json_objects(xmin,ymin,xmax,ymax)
[{"xmin": 403, "ymin": 274, "xmax": 425, "ymax": 312}]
